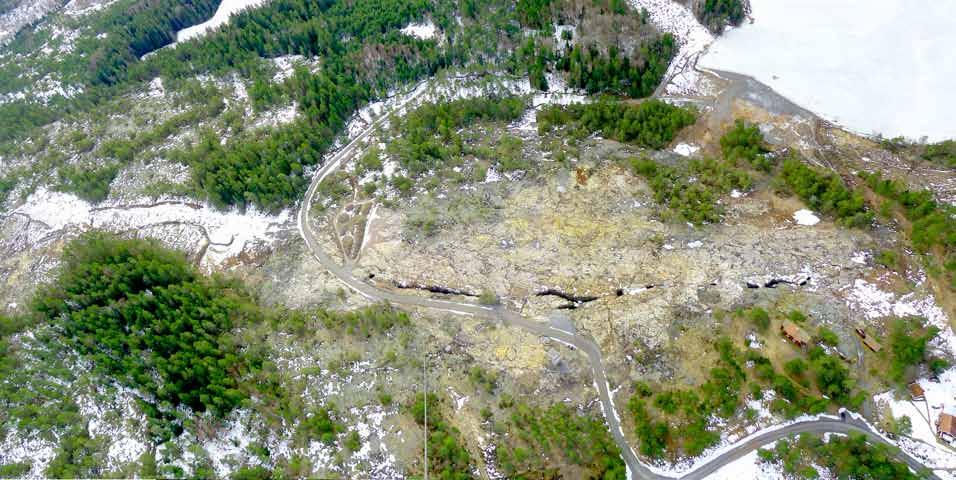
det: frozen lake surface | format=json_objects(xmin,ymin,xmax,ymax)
[
  {"xmin": 700, "ymin": 0, "xmax": 956, "ymax": 142},
  {"xmin": 176, "ymin": 0, "xmax": 266, "ymax": 43}
]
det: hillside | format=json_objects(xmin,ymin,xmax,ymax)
[{"xmin": 1, "ymin": 1, "xmax": 955, "ymax": 479}]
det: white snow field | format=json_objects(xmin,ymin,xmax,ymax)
[
  {"xmin": 700, "ymin": 0, "xmax": 956, "ymax": 142},
  {"xmin": 176, "ymin": 0, "xmax": 268, "ymax": 43}
]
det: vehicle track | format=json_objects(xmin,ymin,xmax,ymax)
[{"xmin": 296, "ymin": 79, "xmax": 940, "ymax": 480}]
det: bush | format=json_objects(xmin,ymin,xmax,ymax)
[
  {"xmin": 0, "ymin": 463, "xmax": 31, "ymax": 478},
  {"xmin": 468, "ymin": 366, "xmax": 498, "ymax": 394},
  {"xmin": 922, "ymin": 140, "xmax": 956, "ymax": 168},
  {"xmin": 929, "ymin": 358, "xmax": 950, "ymax": 375},
  {"xmin": 478, "ymin": 290, "xmax": 499, "ymax": 305},
  {"xmin": 816, "ymin": 327, "xmax": 839, "ymax": 347},
  {"xmin": 747, "ymin": 307, "xmax": 770, "ymax": 331},
  {"xmin": 811, "ymin": 354, "xmax": 854, "ymax": 405},
  {"xmin": 231, "ymin": 466, "xmax": 273, "ymax": 480},
  {"xmin": 861, "ymin": 171, "xmax": 956, "ymax": 289},
  {"xmin": 875, "ymin": 250, "xmax": 899, "ymax": 269},
  {"xmin": 56, "ymin": 163, "xmax": 119, "ymax": 203},
  {"xmin": 721, "ymin": 120, "xmax": 772, "ymax": 171},
  {"xmin": 499, "ymin": 402, "xmax": 626, "ymax": 479},
  {"xmin": 788, "ymin": 310, "xmax": 807, "ymax": 324},
  {"xmin": 45, "ymin": 428, "xmax": 107, "ymax": 479},
  {"xmin": 297, "ymin": 406, "xmax": 344, "ymax": 445},
  {"xmin": 627, "ymin": 338, "xmax": 745, "ymax": 459},
  {"xmin": 888, "ymin": 317, "xmax": 939, "ymax": 383},
  {"xmin": 277, "ymin": 303, "xmax": 410, "ymax": 338},
  {"xmin": 784, "ymin": 358, "xmax": 808, "ymax": 379},
  {"xmin": 344, "ymin": 430, "xmax": 361, "ymax": 452},
  {"xmin": 557, "ymin": 35, "xmax": 676, "ymax": 98},
  {"xmin": 409, "ymin": 393, "xmax": 473, "ymax": 479},
  {"xmin": 760, "ymin": 432, "xmax": 920, "ymax": 479}
]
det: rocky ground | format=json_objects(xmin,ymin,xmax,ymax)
[{"xmin": 314, "ymin": 63, "xmax": 956, "ymax": 474}]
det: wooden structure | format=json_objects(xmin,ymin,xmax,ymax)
[
  {"xmin": 938, "ymin": 413, "xmax": 956, "ymax": 441},
  {"xmin": 908, "ymin": 382, "xmax": 925, "ymax": 401},
  {"xmin": 853, "ymin": 327, "xmax": 882, "ymax": 352},
  {"xmin": 781, "ymin": 320, "xmax": 811, "ymax": 347},
  {"xmin": 861, "ymin": 336, "xmax": 882, "ymax": 353}
]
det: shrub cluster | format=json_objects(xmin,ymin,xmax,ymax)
[
  {"xmin": 720, "ymin": 120, "xmax": 772, "ymax": 171},
  {"xmin": 758, "ymin": 432, "xmax": 922, "ymax": 479},
  {"xmin": 862, "ymin": 171, "xmax": 956, "ymax": 287},
  {"xmin": 629, "ymin": 156, "xmax": 751, "ymax": 224},
  {"xmin": 780, "ymin": 158, "xmax": 872, "ymax": 227},
  {"xmin": 538, "ymin": 99, "xmax": 696, "ymax": 149},
  {"xmin": 388, "ymin": 96, "xmax": 528, "ymax": 176},
  {"xmin": 499, "ymin": 402, "xmax": 626, "ymax": 479}
]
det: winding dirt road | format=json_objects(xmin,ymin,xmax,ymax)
[{"xmin": 296, "ymin": 79, "xmax": 941, "ymax": 479}]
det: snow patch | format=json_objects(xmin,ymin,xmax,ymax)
[
  {"xmin": 850, "ymin": 251, "xmax": 868, "ymax": 265},
  {"xmin": 400, "ymin": 21, "xmax": 438, "ymax": 40},
  {"xmin": 147, "ymin": 77, "xmax": 165, "ymax": 99},
  {"xmin": 202, "ymin": 410, "xmax": 260, "ymax": 478},
  {"xmin": 792, "ymin": 209, "xmax": 820, "ymax": 226},
  {"xmin": 706, "ymin": 446, "xmax": 786, "ymax": 479},
  {"xmin": 673, "ymin": 143, "xmax": 700, "ymax": 157}
]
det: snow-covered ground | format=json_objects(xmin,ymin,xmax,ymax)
[
  {"xmin": 0, "ymin": 0, "xmax": 61, "ymax": 45},
  {"xmin": 63, "ymin": 0, "xmax": 118, "ymax": 17},
  {"xmin": 8, "ymin": 187, "xmax": 293, "ymax": 270},
  {"xmin": 176, "ymin": 0, "xmax": 269, "ymax": 43},
  {"xmin": 700, "ymin": 0, "xmax": 956, "ymax": 141},
  {"xmin": 874, "ymin": 367, "xmax": 956, "ymax": 472},
  {"xmin": 842, "ymin": 278, "xmax": 956, "ymax": 353},
  {"xmin": 706, "ymin": 447, "xmax": 786, "ymax": 480},
  {"xmin": 627, "ymin": 0, "xmax": 714, "ymax": 96}
]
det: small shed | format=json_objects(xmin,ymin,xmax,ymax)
[
  {"xmin": 938, "ymin": 413, "xmax": 956, "ymax": 441},
  {"xmin": 781, "ymin": 320, "xmax": 811, "ymax": 347},
  {"xmin": 908, "ymin": 382, "xmax": 925, "ymax": 401}
]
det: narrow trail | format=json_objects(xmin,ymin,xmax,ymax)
[{"xmin": 296, "ymin": 78, "xmax": 941, "ymax": 479}]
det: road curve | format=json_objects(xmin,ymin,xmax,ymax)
[{"xmin": 296, "ymin": 79, "xmax": 940, "ymax": 480}]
